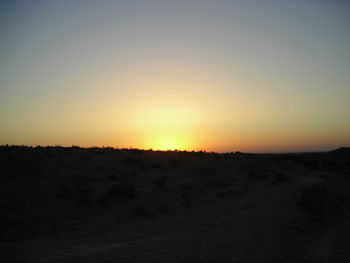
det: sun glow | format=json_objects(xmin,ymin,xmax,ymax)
[
  {"xmin": 147, "ymin": 134, "xmax": 190, "ymax": 151},
  {"xmin": 114, "ymin": 63, "xmax": 229, "ymax": 152}
]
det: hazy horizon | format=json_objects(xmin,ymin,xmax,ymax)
[{"xmin": 1, "ymin": 0, "xmax": 350, "ymax": 153}]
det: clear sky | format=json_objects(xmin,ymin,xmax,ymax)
[{"xmin": 1, "ymin": 0, "xmax": 349, "ymax": 153}]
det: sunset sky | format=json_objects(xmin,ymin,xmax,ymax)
[{"xmin": 1, "ymin": 0, "xmax": 349, "ymax": 153}]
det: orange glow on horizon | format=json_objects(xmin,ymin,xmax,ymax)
[{"xmin": 144, "ymin": 134, "xmax": 191, "ymax": 151}]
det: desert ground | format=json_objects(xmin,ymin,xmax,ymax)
[{"xmin": 1, "ymin": 146, "xmax": 350, "ymax": 262}]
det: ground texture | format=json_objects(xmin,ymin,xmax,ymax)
[{"xmin": 1, "ymin": 146, "xmax": 350, "ymax": 262}]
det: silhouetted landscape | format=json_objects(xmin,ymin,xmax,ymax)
[
  {"xmin": 2, "ymin": 0, "xmax": 350, "ymax": 262},
  {"xmin": 1, "ymin": 145, "xmax": 350, "ymax": 262}
]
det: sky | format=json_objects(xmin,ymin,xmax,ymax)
[{"xmin": 1, "ymin": 0, "xmax": 349, "ymax": 153}]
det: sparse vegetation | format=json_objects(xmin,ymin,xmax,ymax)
[{"xmin": 1, "ymin": 146, "xmax": 350, "ymax": 262}]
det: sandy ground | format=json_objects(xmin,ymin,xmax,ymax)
[{"xmin": 1, "ymin": 146, "xmax": 350, "ymax": 262}]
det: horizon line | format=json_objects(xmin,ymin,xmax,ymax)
[{"xmin": 0, "ymin": 144, "xmax": 344, "ymax": 155}]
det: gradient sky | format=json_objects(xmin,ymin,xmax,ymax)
[{"xmin": 1, "ymin": 0, "xmax": 349, "ymax": 152}]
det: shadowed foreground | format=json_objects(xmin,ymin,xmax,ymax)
[{"xmin": 1, "ymin": 146, "xmax": 350, "ymax": 262}]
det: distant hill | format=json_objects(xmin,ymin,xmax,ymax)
[{"xmin": 329, "ymin": 147, "xmax": 350, "ymax": 154}]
